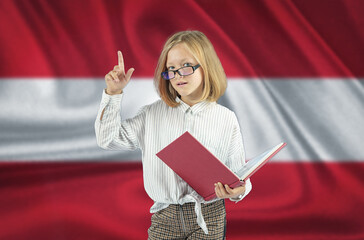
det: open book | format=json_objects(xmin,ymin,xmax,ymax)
[{"xmin": 156, "ymin": 131, "xmax": 286, "ymax": 201}]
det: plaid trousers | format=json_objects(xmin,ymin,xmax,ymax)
[{"xmin": 148, "ymin": 199, "xmax": 226, "ymax": 240}]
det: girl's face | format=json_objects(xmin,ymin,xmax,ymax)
[{"xmin": 166, "ymin": 43, "xmax": 204, "ymax": 106}]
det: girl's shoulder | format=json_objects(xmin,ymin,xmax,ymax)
[
  {"xmin": 148, "ymin": 99, "xmax": 168, "ymax": 109},
  {"xmin": 213, "ymin": 102, "xmax": 236, "ymax": 117},
  {"xmin": 137, "ymin": 99, "xmax": 168, "ymax": 114}
]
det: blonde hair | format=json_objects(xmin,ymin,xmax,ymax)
[{"xmin": 154, "ymin": 31, "xmax": 227, "ymax": 107}]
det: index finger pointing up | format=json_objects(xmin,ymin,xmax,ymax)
[{"xmin": 118, "ymin": 51, "xmax": 125, "ymax": 71}]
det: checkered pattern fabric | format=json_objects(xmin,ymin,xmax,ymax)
[{"xmin": 148, "ymin": 200, "xmax": 226, "ymax": 239}]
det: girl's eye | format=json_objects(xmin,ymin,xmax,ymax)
[
  {"xmin": 183, "ymin": 63, "xmax": 192, "ymax": 67},
  {"xmin": 167, "ymin": 66, "xmax": 174, "ymax": 70}
]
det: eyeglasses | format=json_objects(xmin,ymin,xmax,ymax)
[{"xmin": 161, "ymin": 64, "xmax": 201, "ymax": 80}]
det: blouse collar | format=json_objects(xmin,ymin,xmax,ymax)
[{"xmin": 175, "ymin": 97, "xmax": 216, "ymax": 114}]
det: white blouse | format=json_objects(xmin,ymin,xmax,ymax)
[{"xmin": 95, "ymin": 90, "xmax": 252, "ymax": 234}]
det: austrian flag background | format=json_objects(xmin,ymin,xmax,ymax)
[{"xmin": 1, "ymin": 0, "xmax": 364, "ymax": 239}]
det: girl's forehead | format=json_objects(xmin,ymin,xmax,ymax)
[{"xmin": 167, "ymin": 43, "xmax": 196, "ymax": 64}]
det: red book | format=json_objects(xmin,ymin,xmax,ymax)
[{"xmin": 156, "ymin": 131, "xmax": 286, "ymax": 201}]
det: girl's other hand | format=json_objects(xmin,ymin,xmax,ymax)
[
  {"xmin": 105, "ymin": 51, "xmax": 135, "ymax": 95},
  {"xmin": 214, "ymin": 181, "xmax": 246, "ymax": 199}
]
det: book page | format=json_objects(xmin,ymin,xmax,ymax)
[{"xmin": 236, "ymin": 143, "xmax": 285, "ymax": 180}]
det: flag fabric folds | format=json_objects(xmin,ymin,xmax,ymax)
[{"xmin": 0, "ymin": 1, "xmax": 363, "ymax": 239}]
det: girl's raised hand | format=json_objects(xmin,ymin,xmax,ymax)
[{"xmin": 105, "ymin": 51, "xmax": 135, "ymax": 95}]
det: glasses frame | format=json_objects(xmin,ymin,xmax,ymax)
[{"xmin": 161, "ymin": 64, "xmax": 201, "ymax": 80}]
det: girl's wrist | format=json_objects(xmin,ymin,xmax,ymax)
[{"xmin": 105, "ymin": 88, "xmax": 123, "ymax": 95}]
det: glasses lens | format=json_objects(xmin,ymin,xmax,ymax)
[
  {"xmin": 161, "ymin": 71, "xmax": 174, "ymax": 80},
  {"xmin": 178, "ymin": 66, "xmax": 194, "ymax": 76}
]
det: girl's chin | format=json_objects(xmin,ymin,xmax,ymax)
[
  {"xmin": 175, "ymin": 90, "xmax": 188, "ymax": 96},
  {"xmin": 177, "ymin": 92, "xmax": 191, "ymax": 98}
]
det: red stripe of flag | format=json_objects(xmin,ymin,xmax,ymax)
[
  {"xmin": 0, "ymin": 0, "xmax": 363, "ymax": 77},
  {"xmin": 1, "ymin": 162, "xmax": 364, "ymax": 239}
]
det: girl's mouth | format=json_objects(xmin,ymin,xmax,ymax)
[{"xmin": 177, "ymin": 82, "xmax": 187, "ymax": 86}]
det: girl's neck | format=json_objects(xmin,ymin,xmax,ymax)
[{"xmin": 181, "ymin": 97, "xmax": 201, "ymax": 107}]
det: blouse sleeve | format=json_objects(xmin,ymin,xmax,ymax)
[
  {"xmin": 226, "ymin": 113, "xmax": 252, "ymax": 202},
  {"xmin": 95, "ymin": 90, "xmax": 146, "ymax": 151}
]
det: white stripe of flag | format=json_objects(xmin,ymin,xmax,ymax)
[{"xmin": 1, "ymin": 78, "xmax": 363, "ymax": 162}]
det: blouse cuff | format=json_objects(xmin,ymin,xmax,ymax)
[
  {"xmin": 101, "ymin": 89, "xmax": 123, "ymax": 106},
  {"xmin": 229, "ymin": 178, "xmax": 252, "ymax": 203}
]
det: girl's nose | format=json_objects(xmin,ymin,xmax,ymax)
[{"xmin": 174, "ymin": 71, "xmax": 183, "ymax": 79}]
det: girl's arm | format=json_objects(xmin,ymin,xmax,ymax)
[
  {"xmin": 215, "ymin": 113, "xmax": 252, "ymax": 201},
  {"xmin": 95, "ymin": 91, "xmax": 146, "ymax": 151},
  {"xmin": 95, "ymin": 51, "xmax": 144, "ymax": 150}
]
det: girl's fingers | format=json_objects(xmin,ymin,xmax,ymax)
[
  {"xmin": 110, "ymin": 71, "xmax": 120, "ymax": 82},
  {"xmin": 105, "ymin": 73, "xmax": 113, "ymax": 82},
  {"xmin": 225, "ymin": 184, "xmax": 234, "ymax": 195},
  {"xmin": 125, "ymin": 68, "xmax": 135, "ymax": 81},
  {"xmin": 215, "ymin": 182, "xmax": 229, "ymax": 198},
  {"xmin": 214, "ymin": 183, "xmax": 221, "ymax": 198},
  {"xmin": 218, "ymin": 182, "xmax": 228, "ymax": 196},
  {"xmin": 118, "ymin": 51, "xmax": 125, "ymax": 72},
  {"xmin": 113, "ymin": 65, "xmax": 121, "ymax": 72}
]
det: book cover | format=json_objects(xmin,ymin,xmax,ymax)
[{"xmin": 156, "ymin": 131, "xmax": 286, "ymax": 201}]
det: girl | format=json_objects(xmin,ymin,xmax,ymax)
[{"xmin": 95, "ymin": 31, "xmax": 252, "ymax": 239}]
